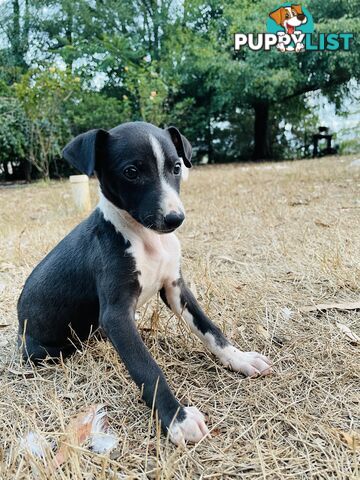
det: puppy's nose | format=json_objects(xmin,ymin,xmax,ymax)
[
  {"xmin": 297, "ymin": 14, "xmax": 305, "ymax": 21},
  {"xmin": 164, "ymin": 211, "xmax": 185, "ymax": 229}
]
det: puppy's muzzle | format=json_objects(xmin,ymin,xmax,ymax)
[{"xmin": 163, "ymin": 211, "xmax": 185, "ymax": 230}]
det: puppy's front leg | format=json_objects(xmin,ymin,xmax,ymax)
[
  {"xmin": 100, "ymin": 303, "xmax": 209, "ymax": 445},
  {"xmin": 161, "ymin": 277, "xmax": 272, "ymax": 377}
]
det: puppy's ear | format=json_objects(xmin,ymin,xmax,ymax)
[
  {"xmin": 291, "ymin": 4, "xmax": 303, "ymax": 15},
  {"xmin": 62, "ymin": 129, "xmax": 108, "ymax": 176},
  {"xmin": 269, "ymin": 7, "xmax": 285, "ymax": 25},
  {"xmin": 166, "ymin": 126, "xmax": 192, "ymax": 168}
]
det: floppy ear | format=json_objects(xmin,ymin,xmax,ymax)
[
  {"xmin": 292, "ymin": 4, "xmax": 303, "ymax": 14},
  {"xmin": 269, "ymin": 7, "xmax": 285, "ymax": 25},
  {"xmin": 62, "ymin": 129, "xmax": 108, "ymax": 176},
  {"xmin": 166, "ymin": 126, "xmax": 192, "ymax": 168}
]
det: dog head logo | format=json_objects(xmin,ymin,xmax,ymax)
[
  {"xmin": 267, "ymin": 3, "xmax": 314, "ymax": 52},
  {"xmin": 234, "ymin": 4, "xmax": 352, "ymax": 53},
  {"xmin": 269, "ymin": 5, "xmax": 307, "ymax": 35}
]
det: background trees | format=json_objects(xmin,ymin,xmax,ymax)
[{"xmin": 0, "ymin": 0, "xmax": 359, "ymax": 179}]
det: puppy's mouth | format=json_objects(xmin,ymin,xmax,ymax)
[
  {"xmin": 154, "ymin": 227, "xmax": 176, "ymax": 234},
  {"xmin": 143, "ymin": 223, "xmax": 176, "ymax": 234},
  {"xmin": 143, "ymin": 220, "xmax": 183, "ymax": 234}
]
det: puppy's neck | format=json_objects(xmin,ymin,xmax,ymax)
[{"xmin": 98, "ymin": 192, "xmax": 158, "ymax": 244}]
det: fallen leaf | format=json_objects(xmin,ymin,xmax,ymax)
[
  {"xmin": 54, "ymin": 404, "xmax": 118, "ymax": 466},
  {"xmin": 19, "ymin": 404, "xmax": 118, "ymax": 470},
  {"xmin": 150, "ymin": 310, "xmax": 160, "ymax": 332},
  {"xmin": 300, "ymin": 302, "xmax": 360, "ymax": 313},
  {"xmin": 289, "ymin": 199, "xmax": 309, "ymax": 206},
  {"xmin": 256, "ymin": 324, "xmax": 270, "ymax": 340},
  {"xmin": 336, "ymin": 322, "xmax": 360, "ymax": 344},
  {"xmin": 314, "ymin": 219, "xmax": 331, "ymax": 228},
  {"xmin": 330, "ymin": 428, "xmax": 360, "ymax": 451}
]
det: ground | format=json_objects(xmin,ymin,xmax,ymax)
[{"xmin": 0, "ymin": 156, "xmax": 359, "ymax": 479}]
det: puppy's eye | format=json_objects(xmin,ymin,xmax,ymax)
[
  {"xmin": 123, "ymin": 165, "xmax": 139, "ymax": 180},
  {"xmin": 173, "ymin": 162, "xmax": 182, "ymax": 175}
]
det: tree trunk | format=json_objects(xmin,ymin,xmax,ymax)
[
  {"xmin": 205, "ymin": 118, "xmax": 214, "ymax": 163},
  {"xmin": 11, "ymin": 0, "xmax": 21, "ymax": 66},
  {"xmin": 253, "ymin": 102, "xmax": 271, "ymax": 161},
  {"xmin": 9, "ymin": 0, "xmax": 29, "ymax": 71},
  {"xmin": 23, "ymin": 159, "xmax": 32, "ymax": 182}
]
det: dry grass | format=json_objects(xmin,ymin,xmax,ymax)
[{"xmin": 0, "ymin": 155, "xmax": 359, "ymax": 479}]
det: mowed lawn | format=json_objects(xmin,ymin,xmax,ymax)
[{"xmin": 0, "ymin": 156, "xmax": 359, "ymax": 479}]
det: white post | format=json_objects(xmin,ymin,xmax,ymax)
[{"xmin": 69, "ymin": 175, "xmax": 91, "ymax": 212}]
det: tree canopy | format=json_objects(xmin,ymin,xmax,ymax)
[{"xmin": 0, "ymin": 0, "xmax": 359, "ymax": 179}]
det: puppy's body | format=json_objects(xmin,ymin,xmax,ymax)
[
  {"xmin": 18, "ymin": 207, "xmax": 131, "ymax": 356},
  {"xmin": 18, "ymin": 121, "xmax": 272, "ymax": 445}
]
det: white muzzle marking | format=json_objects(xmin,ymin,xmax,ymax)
[{"xmin": 149, "ymin": 134, "xmax": 185, "ymax": 217}]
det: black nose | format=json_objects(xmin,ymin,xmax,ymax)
[
  {"xmin": 164, "ymin": 211, "xmax": 185, "ymax": 230},
  {"xmin": 297, "ymin": 14, "xmax": 305, "ymax": 21}
]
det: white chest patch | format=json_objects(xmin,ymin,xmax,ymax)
[
  {"xmin": 129, "ymin": 232, "xmax": 181, "ymax": 307},
  {"xmin": 98, "ymin": 193, "xmax": 181, "ymax": 307}
]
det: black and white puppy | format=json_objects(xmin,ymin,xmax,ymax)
[{"xmin": 17, "ymin": 122, "xmax": 272, "ymax": 445}]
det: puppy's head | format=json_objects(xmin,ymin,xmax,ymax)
[
  {"xmin": 269, "ymin": 5, "xmax": 307, "ymax": 29},
  {"xmin": 62, "ymin": 122, "xmax": 192, "ymax": 233}
]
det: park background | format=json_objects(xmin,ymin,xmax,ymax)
[{"xmin": 0, "ymin": 0, "xmax": 360, "ymax": 181}]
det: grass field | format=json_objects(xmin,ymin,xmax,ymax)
[{"xmin": 0, "ymin": 156, "xmax": 359, "ymax": 479}]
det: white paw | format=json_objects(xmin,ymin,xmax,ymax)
[
  {"xmin": 295, "ymin": 43, "xmax": 304, "ymax": 52},
  {"xmin": 168, "ymin": 406, "xmax": 209, "ymax": 446},
  {"xmin": 219, "ymin": 346, "xmax": 272, "ymax": 377}
]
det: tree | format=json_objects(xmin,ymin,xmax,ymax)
[
  {"xmin": 15, "ymin": 68, "xmax": 80, "ymax": 178},
  {"xmin": 222, "ymin": 0, "xmax": 360, "ymax": 159},
  {"xmin": 161, "ymin": 0, "xmax": 360, "ymax": 160},
  {"xmin": 1, "ymin": 0, "xmax": 359, "ymax": 175},
  {"xmin": 0, "ymin": 89, "xmax": 30, "ymax": 179},
  {"xmin": 0, "ymin": 0, "xmax": 31, "ymax": 75}
]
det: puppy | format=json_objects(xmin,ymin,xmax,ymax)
[
  {"xmin": 17, "ymin": 122, "xmax": 272, "ymax": 445},
  {"xmin": 269, "ymin": 4, "xmax": 307, "ymax": 52}
]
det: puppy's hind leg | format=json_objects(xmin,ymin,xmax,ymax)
[{"xmin": 18, "ymin": 333, "xmax": 76, "ymax": 364}]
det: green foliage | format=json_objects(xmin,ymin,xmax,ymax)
[
  {"xmin": 0, "ymin": 0, "xmax": 359, "ymax": 178},
  {"xmin": 0, "ymin": 95, "xmax": 29, "ymax": 169},
  {"xmin": 68, "ymin": 93, "xmax": 129, "ymax": 134},
  {"xmin": 14, "ymin": 67, "xmax": 80, "ymax": 178}
]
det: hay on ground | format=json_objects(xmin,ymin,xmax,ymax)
[{"xmin": 0, "ymin": 155, "xmax": 359, "ymax": 479}]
